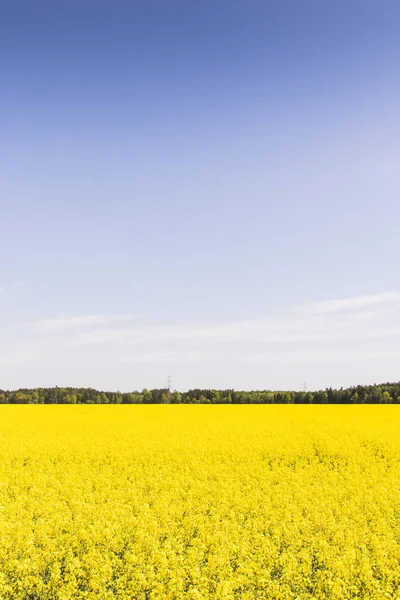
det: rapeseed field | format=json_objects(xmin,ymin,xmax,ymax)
[{"xmin": 0, "ymin": 406, "xmax": 399, "ymax": 599}]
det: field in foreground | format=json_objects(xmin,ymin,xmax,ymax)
[{"xmin": 0, "ymin": 407, "xmax": 400, "ymax": 599}]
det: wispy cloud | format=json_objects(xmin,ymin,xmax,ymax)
[
  {"xmin": 30, "ymin": 314, "xmax": 131, "ymax": 332},
  {"xmin": 0, "ymin": 281, "xmax": 23, "ymax": 293},
  {"xmin": 242, "ymin": 348, "xmax": 400, "ymax": 365},
  {"xmin": 121, "ymin": 351, "xmax": 203, "ymax": 363},
  {"xmin": 57, "ymin": 291, "xmax": 400, "ymax": 348},
  {"xmin": 4, "ymin": 292, "xmax": 400, "ymax": 373},
  {"xmin": 299, "ymin": 291, "xmax": 400, "ymax": 315}
]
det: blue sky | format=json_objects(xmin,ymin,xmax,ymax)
[{"xmin": 1, "ymin": 0, "xmax": 400, "ymax": 391}]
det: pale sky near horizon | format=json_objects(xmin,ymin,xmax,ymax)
[{"xmin": 1, "ymin": 1, "xmax": 400, "ymax": 392}]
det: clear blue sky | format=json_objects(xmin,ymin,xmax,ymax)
[{"xmin": 1, "ymin": 0, "xmax": 400, "ymax": 391}]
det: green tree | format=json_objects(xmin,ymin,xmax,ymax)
[
  {"xmin": 64, "ymin": 393, "xmax": 77, "ymax": 404},
  {"xmin": 211, "ymin": 390, "xmax": 220, "ymax": 404},
  {"xmin": 142, "ymin": 389, "xmax": 153, "ymax": 404},
  {"xmin": 170, "ymin": 392, "xmax": 181, "ymax": 404}
]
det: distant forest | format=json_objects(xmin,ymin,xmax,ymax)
[{"xmin": 1, "ymin": 382, "xmax": 400, "ymax": 404}]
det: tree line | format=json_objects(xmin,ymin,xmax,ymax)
[{"xmin": 1, "ymin": 382, "xmax": 400, "ymax": 404}]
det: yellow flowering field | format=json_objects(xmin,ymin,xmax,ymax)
[{"xmin": 1, "ymin": 406, "xmax": 400, "ymax": 599}]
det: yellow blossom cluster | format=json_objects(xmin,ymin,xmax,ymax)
[{"xmin": 0, "ymin": 405, "xmax": 400, "ymax": 599}]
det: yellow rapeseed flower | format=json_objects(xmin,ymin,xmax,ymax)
[{"xmin": 0, "ymin": 405, "xmax": 399, "ymax": 599}]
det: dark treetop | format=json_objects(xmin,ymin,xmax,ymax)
[{"xmin": 1, "ymin": 383, "xmax": 400, "ymax": 404}]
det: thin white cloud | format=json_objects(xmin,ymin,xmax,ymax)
[
  {"xmin": 242, "ymin": 348, "xmax": 400, "ymax": 365},
  {"xmin": 0, "ymin": 281, "xmax": 23, "ymax": 293},
  {"xmin": 31, "ymin": 314, "xmax": 131, "ymax": 332},
  {"xmin": 59, "ymin": 292, "xmax": 400, "ymax": 347},
  {"xmin": 121, "ymin": 351, "xmax": 203, "ymax": 363},
  {"xmin": 300, "ymin": 291, "xmax": 400, "ymax": 315},
  {"xmin": 5, "ymin": 292, "xmax": 400, "ymax": 376},
  {"xmin": 67, "ymin": 322, "xmax": 400, "ymax": 347},
  {"xmin": 0, "ymin": 342, "xmax": 47, "ymax": 368}
]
